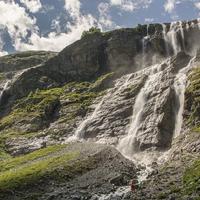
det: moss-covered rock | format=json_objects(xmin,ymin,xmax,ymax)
[
  {"xmin": 185, "ymin": 67, "xmax": 200, "ymax": 130},
  {"xmin": 183, "ymin": 159, "xmax": 200, "ymax": 196}
]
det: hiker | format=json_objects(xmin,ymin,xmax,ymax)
[{"xmin": 130, "ymin": 179, "xmax": 138, "ymax": 192}]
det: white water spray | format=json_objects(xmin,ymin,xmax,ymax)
[
  {"xmin": 0, "ymin": 80, "xmax": 11, "ymax": 103},
  {"xmin": 162, "ymin": 21, "xmax": 186, "ymax": 55},
  {"xmin": 117, "ymin": 63, "xmax": 164, "ymax": 159},
  {"xmin": 67, "ymin": 74, "xmax": 134, "ymax": 142},
  {"xmin": 173, "ymin": 57, "xmax": 195, "ymax": 138}
]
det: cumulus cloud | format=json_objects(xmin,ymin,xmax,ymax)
[
  {"xmin": 64, "ymin": 0, "xmax": 81, "ymax": 18},
  {"xmin": 0, "ymin": 0, "xmax": 37, "ymax": 50},
  {"xmin": 109, "ymin": 0, "xmax": 152, "ymax": 12},
  {"xmin": 98, "ymin": 2, "xmax": 119, "ymax": 30},
  {"xmin": 20, "ymin": 0, "xmax": 42, "ymax": 13},
  {"xmin": 0, "ymin": 32, "xmax": 8, "ymax": 57},
  {"xmin": 15, "ymin": 0, "xmax": 97, "ymax": 51},
  {"xmin": 164, "ymin": 0, "xmax": 176, "ymax": 13},
  {"xmin": 0, "ymin": 0, "xmax": 98, "ymax": 52},
  {"xmin": 18, "ymin": 14, "xmax": 96, "ymax": 51},
  {"xmin": 195, "ymin": 2, "xmax": 200, "ymax": 10},
  {"xmin": 145, "ymin": 18, "xmax": 154, "ymax": 23}
]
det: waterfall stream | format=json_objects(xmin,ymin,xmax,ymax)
[
  {"xmin": 0, "ymin": 80, "xmax": 11, "ymax": 103},
  {"xmin": 66, "ymin": 74, "xmax": 133, "ymax": 142},
  {"xmin": 117, "ymin": 63, "xmax": 164, "ymax": 160},
  {"xmin": 173, "ymin": 57, "xmax": 195, "ymax": 137}
]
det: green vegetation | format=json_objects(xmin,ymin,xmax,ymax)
[
  {"xmin": 81, "ymin": 27, "xmax": 102, "ymax": 38},
  {"xmin": 185, "ymin": 67, "xmax": 200, "ymax": 130},
  {"xmin": 0, "ymin": 87, "xmax": 61, "ymax": 131},
  {"xmin": 90, "ymin": 72, "xmax": 114, "ymax": 92},
  {"xmin": 0, "ymin": 73, "xmax": 5, "ymax": 81},
  {"xmin": 0, "ymin": 145, "xmax": 66, "ymax": 173},
  {"xmin": 157, "ymin": 192, "xmax": 167, "ymax": 199},
  {"xmin": 0, "ymin": 143, "xmax": 99, "ymax": 194},
  {"xmin": 0, "ymin": 144, "xmax": 79, "ymax": 190},
  {"xmin": 183, "ymin": 159, "xmax": 200, "ymax": 195},
  {"xmin": 0, "ymin": 73, "xmax": 113, "ymax": 157}
]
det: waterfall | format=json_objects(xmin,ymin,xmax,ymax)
[
  {"xmin": 75, "ymin": 98, "xmax": 104, "ymax": 139},
  {"xmin": 198, "ymin": 18, "xmax": 200, "ymax": 29},
  {"xmin": 117, "ymin": 63, "xmax": 164, "ymax": 159},
  {"xmin": 66, "ymin": 74, "xmax": 133, "ymax": 142},
  {"xmin": 142, "ymin": 25, "xmax": 150, "ymax": 67},
  {"xmin": 162, "ymin": 21, "xmax": 186, "ymax": 55},
  {"xmin": 162, "ymin": 24, "xmax": 170, "ymax": 56},
  {"xmin": 179, "ymin": 21, "xmax": 186, "ymax": 51},
  {"xmin": 173, "ymin": 57, "xmax": 195, "ymax": 137},
  {"xmin": 0, "ymin": 80, "xmax": 10, "ymax": 103},
  {"xmin": 116, "ymin": 56, "xmax": 194, "ymax": 183},
  {"xmin": 168, "ymin": 22, "xmax": 181, "ymax": 55}
]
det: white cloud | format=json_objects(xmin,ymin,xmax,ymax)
[
  {"xmin": 0, "ymin": 32, "xmax": 8, "ymax": 57},
  {"xmin": 17, "ymin": 14, "xmax": 96, "ymax": 51},
  {"xmin": 109, "ymin": 0, "xmax": 152, "ymax": 12},
  {"xmin": 64, "ymin": 0, "xmax": 81, "ymax": 19},
  {"xmin": 0, "ymin": 1, "xmax": 37, "ymax": 49},
  {"xmin": 20, "ymin": 0, "xmax": 42, "ymax": 13},
  {"xmin": 0, "ymin": 0, "xmax": 98, "ymax": 53},
  {"xmin": 51, "ymin": 17, "xmax": 61, "ymax": 33},
  {"xmin": 15, "ymin": 0, "xmax": 97, "ymax": 51},
  {"xmin": 98, "ymin": 2, "xmax": 118, "ymax": 30},
  {"xmin": 145, "ymin": 18, "xmax": 154, "ymax": 23},
  {"xmin": 164, "ymin": 0, "xmax": 176, "ymax": 13},
  {"xmin": 195, "ymin": 2, "xmax": 200, "ymax": 10}
]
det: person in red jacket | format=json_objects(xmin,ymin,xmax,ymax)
[{"xmin": 130, "ymin": 179, "xmax": 136, "ymax": 192}]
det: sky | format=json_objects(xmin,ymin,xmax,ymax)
[{"xmin": 0, "ymin": 0, "xmax": 200, "ymax": 56}]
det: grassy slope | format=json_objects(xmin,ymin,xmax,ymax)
[
  {"xmin": 0, "ymin": 73, "xmax": 114, "ymax": 159},
  {"xmin": 181, "ymin": 66, "xmax": 200, "ymax": 197}
]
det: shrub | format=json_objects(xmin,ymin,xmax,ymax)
[{"xmin": 81, "ymin": 27, "xmax": 101, "ymax": 38}]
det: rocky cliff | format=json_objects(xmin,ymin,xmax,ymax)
[{"xmin": 0, "ymin": 19, "xmax": 200, "ymax": 200}]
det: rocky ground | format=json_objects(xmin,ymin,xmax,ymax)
[{"xmin": 0, "ymin": 142, "xmax": 137, "ymax": 200}]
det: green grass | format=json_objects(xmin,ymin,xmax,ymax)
[
  {"xmin": 0, "ymin": 145, "xmax": 66, "ymax": 173},
  {"xmin": 0, "ymin": 73, "xmax": 112, "ymax": 158},
  {"xmin": 0, "ymin": 143, "xmax": 99, "ymax": 193},
  {"xmin": 185, "ymin": 67, "xmax": 200, "ymax": 129},
  {"xmin": 0, "ymin": 144, "xmax": 80, "ymax": 190},
  {"xmin": 183, "ymin": 159, "xmax": 200, "ymax": 195},
  {"xmin": 0, "ymin": 73, "xmax": 5, "ymax": 81}
]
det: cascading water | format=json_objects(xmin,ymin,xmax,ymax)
[
  {"xmin": 173, "ymin": 57, "xmax": 195, "ymax": 138},
  {"xmin": 142, "ymin": 25, "xmax": 150, "ymax": 67},
  {"xmin": 162, "ymin": 21, "xmax": 188, "ymax": 56},
  {"xmin": 162, "ymin": 23, "xmax": 170, "ymax": 56},
  {"xmin": 167, "ymin": 22, "xmax": 181, "ymax": 55},
  {"xmin": 74, "ymin": 98, "xmax": 105, "ymax": 140},
  {"xmin": 0, "ymin": 80, "xmax": 11, "ymax": 103},
  {"xmin": 66, "ymin": 73, "xmax": 133, "ymax": 142},
  {"xmin": 117, "ymin": 63, "xmax": 165, "ymax": 159},
  {"xmin": 179, "ymin": 21, "xmax": 186, "ymax": 51}
]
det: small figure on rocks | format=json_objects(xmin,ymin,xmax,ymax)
[{"xmin": 130, "ymin": 179, "xmax": 139, "ymax": 192}]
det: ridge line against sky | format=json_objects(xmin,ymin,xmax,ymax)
[{"xmin": 0, "ymin": 0, "xmax": 199, "ymax": 56}]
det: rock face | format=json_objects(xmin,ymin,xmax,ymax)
[
  {"xmin": 73, "ymin": 52, "xmax": 192, "ymax": 153},
  {"xmin": 0, "ymin": 51, "xmax": 57, "ymax": 73},
  {"xmin": 0, "ymin": 19, "xmax": 200, "ymax": 200}
]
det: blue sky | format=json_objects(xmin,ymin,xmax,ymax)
[{"xmin": 0, "ymin": 0, "xmax": 199, "ymax": 56}]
